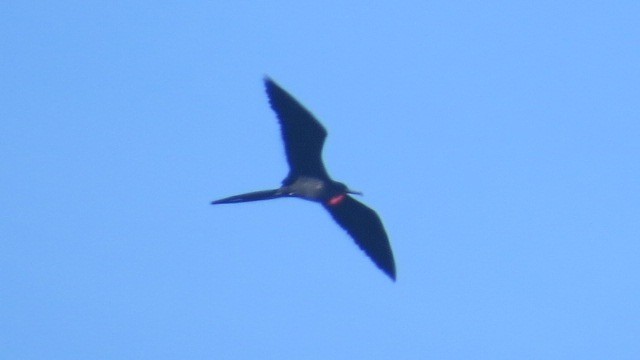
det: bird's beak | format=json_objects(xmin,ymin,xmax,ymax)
[{"xmin": 347, "ymin": 189, "xmax": 363, "ymax": 196}]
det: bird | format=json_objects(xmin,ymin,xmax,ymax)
[{"xmin": 212, "ymin": 78, "xmax": 396, "ymax": 280}]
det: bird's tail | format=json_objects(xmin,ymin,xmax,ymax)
[{"xmin": 211, "ymin": 189, "xmax": 284, "ymax": 205}]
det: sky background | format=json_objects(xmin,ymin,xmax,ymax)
[{"xmin": 2, "ymin": 2, "xmax": 639, "ymax": 359}]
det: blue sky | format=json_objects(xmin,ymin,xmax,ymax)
[{"xmin": 2, "ymin": 2, "xmax": 639, "ymax": 359}]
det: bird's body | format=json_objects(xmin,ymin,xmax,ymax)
[
  {"xmin": 284, "ymin": 176, "xmax": 345, "ymax": 201},
  {"xmin": 212, "ymin": 78, "xmax": 396, "ymax": 280}
]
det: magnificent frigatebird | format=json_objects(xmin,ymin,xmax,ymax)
[{"xmin": 212, "ymin": 78, "xmax": 396, "ymax": 280}]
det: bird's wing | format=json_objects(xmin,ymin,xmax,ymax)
[
  {"xmin": 264, "ymin": 78, "xmax": 330, "ymax": 184},
  {"xmin": 323, "ymin": 195, "xmax": 396, "ymax": 280}
]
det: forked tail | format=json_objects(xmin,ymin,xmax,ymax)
[{"xmin": 211, "ymin": 189, "xmax": 284, "ymax": 205}]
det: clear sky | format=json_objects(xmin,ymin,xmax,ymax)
[{"xmin": 2, "ymin": 2, "xmax": 639, "ymax": 359}]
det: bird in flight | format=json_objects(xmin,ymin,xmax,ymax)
[{"xmin": 212, "ymin": 78, "xmax": 396, "ymax": 280}]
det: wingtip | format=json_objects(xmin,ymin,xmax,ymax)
[
  {"xmin": 264, "ymin": 77, "xmax": 288, "ymax": 94},
  {"xmin": 263, "ymin": 75, "xmax": 275, "ymax": 86},
  {"xmin": 263, "ymin": 76, "xmax": 278, "ymax": 96},
  {"xmin": 386, "ymin": 269, "xmax": 397, "ymax": 282}
]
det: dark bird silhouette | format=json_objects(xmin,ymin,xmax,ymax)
[{"xmin": 212, "ymin": 78, "xmax": 396, "ymax": 280}]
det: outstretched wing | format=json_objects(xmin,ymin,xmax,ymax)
[
  {"xmin": 324, "ymin": 196, "xmax": 396, "ymax": 280},
  {"xmin": 265, "ymin": 78, "xmax": 330, "ymax": 184}
]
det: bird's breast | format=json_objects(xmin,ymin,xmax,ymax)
[{"xmin": 287, "ymin": 177, "xmax": 332, "ymax": 202}]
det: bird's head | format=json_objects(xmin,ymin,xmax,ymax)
[{"xmin": 333, "ymin": 181, "xmax": 363, "ymax": 196}]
